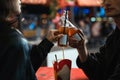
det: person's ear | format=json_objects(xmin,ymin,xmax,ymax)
[{"xmin": 6, "ymin": 14, "xmax": 16, "ymax": 21}]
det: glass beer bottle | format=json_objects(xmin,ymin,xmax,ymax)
[
  {"xmin": 58, "ymin": 10, "xmax": 69, "ymax": 47},
  {"xmin": 68, "ymin": 20, "xmax": 81, "ymax": 41},
  {"xmin": 58, "ymin": 23, "xmax": 69, "ymax": 47},
  {"xmin": 68, "ymin": 27, "xmax": 81, "ymax": 41}
]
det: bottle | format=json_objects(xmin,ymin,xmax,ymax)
[
  {"xmin": 67, "ymin": 20, "xmax": 81, "ymax": 41},
  {"xmin": 58, "ymin": 22, "xmax": 69, "ymax": 47},
  {"xmin": 58, "ymin": 10, "xmax": 69, "ymax": 47},
  {"xmin": 68, "ymin": 28, "xmax": 81, "ymax": 41}
]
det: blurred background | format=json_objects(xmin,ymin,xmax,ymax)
[{"xmin": 20, "ymin": 0, "xmax": 116, "ymax": 67}]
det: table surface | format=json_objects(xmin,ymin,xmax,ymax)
[{"xmin": 36, "ymin": 67, "xmax": 88, "ymax": 80}]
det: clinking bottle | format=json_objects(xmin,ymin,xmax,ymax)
[
  {"xmin": 58, "ymin": 21, "xmax": 69, "ymax": 47},
  {"xmin": 58, "ymin": 10, "xmax": 69, "ymax": 47},
  {"xmin": 58, "ymin": 10, "xmax": 82, "ymax": 47},
  {"xmin": 67, "ymin": 20, "xmax": 81, "ymax": 41}
]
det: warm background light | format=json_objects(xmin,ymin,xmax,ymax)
[
  {"xmin": 21, "ymin": 0, "xmax": 102, "ymax": 6},
  {"xmin": 77, "ymin": 0, "xmax": 101, "ymax": 6},
  {"xmin": 21, "ymin": 0, "xmax": 47, "ymax": 4}
]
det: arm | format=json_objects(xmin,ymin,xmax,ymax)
[
  {"xmin": 30, "ymin": 29, "xmax": 63, "ymax": 71},
  {"xmin": 108, "ymin": 64, "xmax": 120, "ymax": 80},
  {"xmin": 76, "ymin": 45, "xmax": 106, "ymax": 79},
  {"xmin": 69, "ymin": 29, "xmax": 106, "ymax": 79},
  {"xmin": 30, "ymin": 38, "xmax": 54, "ymax": 71}
]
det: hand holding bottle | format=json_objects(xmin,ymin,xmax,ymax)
[
  {"xmin": 69, "ymin": 29, "xmax": 88, "ymax": 62},
  {"xmin": 46, "ymin": 29, "xmax": 63, "ymax": 42},
  {"xmin": 69, "ymin": 29, "xmax": 85, "ymax": 48}
]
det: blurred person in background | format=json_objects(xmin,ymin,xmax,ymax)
[
  {"xmin": 0, "ymin": 0, "xmax": 63, "ymax": 80},
  {"xmin": 69, "ymin": 0, "xmax": 120, "ymax": 79},
  {"xmin": 89, "ymin": 21, "xmax": 102, "ymax": 47}
]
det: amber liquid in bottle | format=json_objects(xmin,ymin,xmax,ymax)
[
  {"xmin": 58, "ymin": 9, "xmax": 70, "ymax": 47},
  {"xmin": 68, "ymin": 28, "xmax": 81, "ymax": 41},
  {"xmin": 58, "ymin": 27, "xmax": 69, "ymax": 47}
]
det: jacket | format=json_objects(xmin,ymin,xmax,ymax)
[
  {"xmin": 0, "ymin": 26, "xmax": 53, "ymax": 80},
  {"xmin": 76, "ymin": 27, "xmax": 120, "ymax": 80}
]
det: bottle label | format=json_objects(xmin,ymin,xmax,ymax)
[
  {"xmin": 73, "ymin": 33, "xmax": 81, "ymax": 41},
  {"xmin": 59, "ymin": 34, "xmax": 68, "ymax": 45}
]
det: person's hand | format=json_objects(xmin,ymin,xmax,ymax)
[
  {"xmin": 69, "ymin": 29, "xmax": 86, "ymax": 49},
  {"xmin": 69, "ymin": 29, "xmax": 88, "ymax": 62},
  {"xmin": 46, "ymin": 29, "xmax": 63, "ymax": 42}
]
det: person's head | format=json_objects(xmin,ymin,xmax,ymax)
[
  {"xmin": 102, "ymin": 0, "xmax": 120, "ymax": 17},
  {"xmin": 0, "ymin": 0, "xmax": 21, "ymax": 23}
]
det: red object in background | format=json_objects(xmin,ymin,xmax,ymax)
[
  {"xmin": 58, "ymin": 0, "xmax": 75, "ymax": 8},
  {"xmin": 53, "ymin": 59, "xmax": 72, "ymax": 80},
  {"xmin": 57, "ymin": 0, "xmax": 68, "ymax": 8},
  {"xmin": 36, "ymin": 67, "xmax": 88, "ymax": 80},
  {"xmin": 53, "ymin": 59, "xmax": 71, "ymax": 71}
]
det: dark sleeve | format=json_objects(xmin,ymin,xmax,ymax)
[
  {"xmin": 30, "ymin": 38, "xmax": 54, "ymax": 71},
  {"xmin": 108, "ymin": 64, "xmax": 120, "ymax": 80},
  {"xmin": 76, "ymin": 45, "xmax": 106, "ymax": 79},
  {"xmin": 107, "ymin": 45, "xmax": 120, "ymax": 80}
]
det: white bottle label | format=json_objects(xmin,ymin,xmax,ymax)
[
  {"xmin": 73, "ymin": 33, "xmax": 81, "ymax": 41},
  {"xmin": 59, "ymin": 34, "xmax": 68, "ymax": 45}
]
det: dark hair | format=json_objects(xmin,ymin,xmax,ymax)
[{"xmin": 0, "ymin": 0, "xmax": 21, "ymax": 21}]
